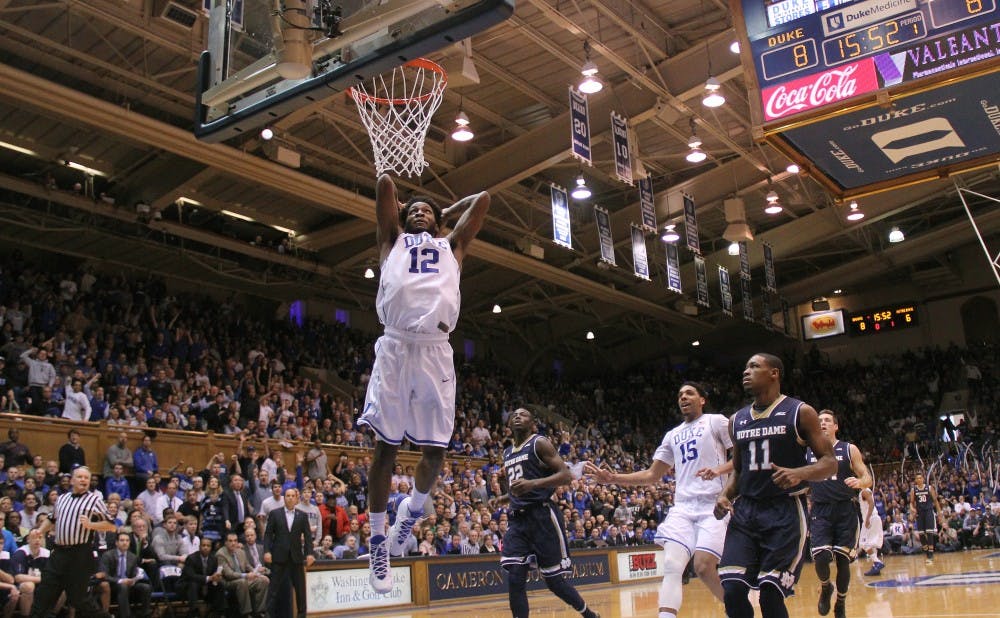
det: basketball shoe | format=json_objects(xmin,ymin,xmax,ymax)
[
  {"xmin": 368, "ymin": 534, "xmax": 392, "ymax": 594},
  {"xmin": 388, "ymin": 497, "xmax": 424, "ymax": 557}
]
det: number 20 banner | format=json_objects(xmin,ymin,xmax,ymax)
[{"xmin": 569, "ymin": 88, "xmax": 592, "ymax": 165}]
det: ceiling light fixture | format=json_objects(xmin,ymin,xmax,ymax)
[
  {"xmin": 661, "ymin": 224, "xmax": 680, "ymax": 243},
  {"xmin": 260, "ymin": 128, "xmax": 274, "ymax": 140},
  {"xmin": 846, "ymin": 200, "xmax": 865, "ymax": 221},
  {"xmin": 66, "ymin": 161, "xmax": 107, "ymax": 177},
  {"xmin": 221, "ymin": 209, "xmax": 255, "ymax": 222},
  {"xmin": 728, "ymin": 241, "xmax": 740, "ymax": 256},
  {"xmin": 451, "ymin": 110, "xmax": 474, "ymax": 142},
  {"xmin": 492, "ymin": 304, "xmax": 502, "ymax": 314},
  {"xmin": 0, "ymin": 141, "xmax": 38, "ymax": 157},
  {"xmin": 786, "ymin": 163, "xmax": 800, "ymax": 174},
  {"xmin": 702, "ymin": 41, "xmax": 726, "ymax": 107},
  {"xmin": 363, "ymin": 268, "xmax": 375, "ymax": 279},
  {"xmin": 764, "ymin": 181, "xmax": 782, "ymax": 214},
  {"xmin": 578, "ymin": 40, "xmax": 603, "ymax": 94},
  {"xmin": 686, "ymin": 118, "xmax": 707, "ymax": 163},
  {"xmin": 570, "ymin": 173, "xmax": 592, "ymax": 200},
  {"xmin": 692, "ymin": 340, "xmax": 700, "ymax": 347},
  {"xmin": 586, "ymin": 331, "xmax": 595, "ymax": 340},
  {"xmin": 888, "ymin": 226, "xmax": 905, "ymax": 243},
  {"xmin": 730, "ymin": 40, "xmax": 741, "ymax": 54}
]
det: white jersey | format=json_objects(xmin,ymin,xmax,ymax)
[
  {"xmin": 377, "ymin": 232, "xmax": 461, "ymax": 334},
  {"xmin": 653, "ymin": 413, "xmax": 732, "ymax": 503}
]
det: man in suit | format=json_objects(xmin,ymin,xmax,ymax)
[
  {"xmin": 95, "ymin": 532, "xmax": 152, "ymax": 618},
  {"xmin": 263, "ymin": 488, "xmax": 315, "ymax": 618},
  {"xmin": 242, "ymin": 526, "xmax": 267, "ymax": 576},
  {"xmin": 216, "ymin": 532, "xmax": 267, "ymax": 618},
  {"xmin": 223, "ymin": 475, "xmax": 253, "ymax": 537},
  {"xmin": 178, "ymin": 538, "xmax": 226, "ymax": 618}
]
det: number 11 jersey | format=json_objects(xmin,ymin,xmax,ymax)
[
  {"xmin": 653, "ymin": 413, "xmax": 732, "ymax": 503},
  {"xmin": 731, "ymin": 395, "xmax": 809, "ymax": 499}
]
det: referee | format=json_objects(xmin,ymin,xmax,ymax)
[{"xmin": 30, "ymin": 466, "xmax": 116, "ymax": 618}]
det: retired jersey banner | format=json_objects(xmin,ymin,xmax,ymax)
[
  {"xmin": 741, "ymin": 276, "xmax": 754, "ymax": 322},
  {"xmin": 594, "ymin": 205, "xmax": 615, "ymax": 266},
  {"xmin": 695, "ymin": 255, "xmax": 710, "ymax": 308},
  {"xmin": 569, "ymin": 88, "xmax": 592, "ymax": 165},
  {"xmin": 739, "ymin": 241, "xmax": 751, "ymax": 279},
  {"xmin": 550, "ymin": 184, "xmax": 572, "ymax": 249},
  {"xmin": 638, "ymin": 175, "xmax": 656, "ymax": 233},
  {"xmin": 781, "ymin": 297, "xmax": 791, "ymax": 336},
  {"xmin": 611, "ymin": 111, "xmax": 633, "ymax": 185},
  {"xmin": 683, "ymin": 194, "xmax": 700, "ymax": 255},
  {"xmin": 762, "ymin": 289, "xmax": 774, "ymax": 330},
  {"xmin": 719, "ymin": 265, "xmax": 733, "ymax": 317},
  {"xmin": 665, "ymin": 242, "xmax": 682, "ymax": 294},
  {"xmin": 630, "ymin": 224, "xmax": 650, "ymax": 280},
  {"xmin": 763, "ymin": 243, "xmax": 777, "ymax": 291}
]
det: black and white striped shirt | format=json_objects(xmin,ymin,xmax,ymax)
[{"xmin": 53, "ymin": 490, "xmax": 109, "ymax": 546}]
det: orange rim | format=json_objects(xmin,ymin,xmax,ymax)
[{"xmin": 348, "ymin": 58, "xmax": 448, "ymax": 106}]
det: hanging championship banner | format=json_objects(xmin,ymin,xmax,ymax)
[
  {"xmin": 594, "ymin": 205, "xmax": 615, "ymax": 266},
  {"xmin": 665, "ymin": 242, "xmax": 682, "ymax": 294},
  {"xmin": 569, "ymin": 88, "xmax": 592, "ymax": 165},
  {"xmin": 781, "ymin": 297, "xmax": 791, "ymax": 336},
  {"xmin": 741, "ymin": 276, "xmax": 753, "ymax": 322},
  {"xmin": 638, "ymin": 175, "xmax": 656, "ymax": 233},
  {"xmin": 739, "ymin": 242, "xmax": 751, "ymax": 279},
  {"xmin": 683, "ymin": 194, "xmax": 700, "ymax": 255},
  {"xmin": 762, "ymin": 290, "xmax": 774, "ymax": 331},
  {"xmin": 630, "ymin": 224, "xmax": 650, "ymax": 281},
  {"xmin": 550, "ymin": 184, "xmax": 572, "ymax": 249},
  {"xmin": 763, "ymin": 243, "xmax": 777, "ymax": 292},
  {"xmin": 694, "ymin": 255, "xmax": 710, "ymax": 308},
  {"xmin": 719, "ymin": 266, "xmax": 733, "ymax": 317},
  {"xmin": 611, "ymin": 111, "xmax": 633, "ymax": 186}
]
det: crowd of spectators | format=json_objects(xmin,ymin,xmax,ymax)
[{"xmin": 0, "ymin": 251, "xmax": 997, "ymax": 615}]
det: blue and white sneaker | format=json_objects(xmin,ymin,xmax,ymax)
[
  {"xmin": 388, "ymin": 497, "xmax": 424, "ymax": 557},
  {"xmin": 368, "ymin": 534, "xmax": 392, "ymax": 594}
]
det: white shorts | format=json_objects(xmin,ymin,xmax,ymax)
[
  {"xmin": 655, "ymin": 499, "xmax": 730, "ymax": 559},
  {"xmin": 359, "ymin": 329, "xmax": 456, "ymax": 447},
  {"xmin": 859, "ymin": 515, "xmax": 884, "ymax": 551}
]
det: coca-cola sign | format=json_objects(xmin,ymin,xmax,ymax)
[{"xmin": 761, "ymin": 59, "xmax": 879, "ymax": 121}]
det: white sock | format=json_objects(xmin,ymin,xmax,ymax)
[
  {"xmin": 659, "ymin": 612, "xmax": 677, "ymax": 618},
  {"xmin": 370, "ymin": 511, "xmax": 387, "ymax": 537},
  {"xmin": 410, "ymin": 489, "xmax": 429, "ymax": 514}
]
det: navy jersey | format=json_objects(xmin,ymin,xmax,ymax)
[
  {"xmin": 912, "ymin": 485, "xmax": 933, "ymax": 513},
  {"xmin": 503, "ymin": 434, "xmax": 554, "ymax": 510},
  {"xmin": 806, "ymin": 440, "xmax": 856, "ymax": 504},
  {"xmin": 732, "ymin": 395, "xmax": 809, "ymax": 499}
]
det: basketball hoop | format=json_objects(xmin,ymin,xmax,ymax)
[{"xmin": 349, "ymin": 58, "xmax": 447, "ymax": 177}]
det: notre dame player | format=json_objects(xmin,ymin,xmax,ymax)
[
  {"xmin": 910, "ymin": 473, "xmax": 942, "ymax": 564},
  {"xmin": 497, "ymin": 408, "xmax": 600, "ymax": 618},
  {"xmin": 806, "ymin": 410, "xmax": 872, "ymax": 618}
]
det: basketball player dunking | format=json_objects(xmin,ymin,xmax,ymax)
[{"xmin": 361, "ymin": 174, "xmax": 490, "ymax": 594}]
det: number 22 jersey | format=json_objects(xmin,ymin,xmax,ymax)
[
  {"xmin": 377, "ymin": 232, "xmax": 461, "ymax": 334},
  {"xmin": 653, "ymin": 413, "xmax": 732, "ymax": 503}
]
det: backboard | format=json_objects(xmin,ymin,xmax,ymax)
[{"xmin": 195, "ymin": 0, "xmax": 515, "ymax": 142}]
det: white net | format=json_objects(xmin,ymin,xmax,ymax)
[{"xmin": 349, "ymin": 58, "xmax": 447, "ymax": 177}]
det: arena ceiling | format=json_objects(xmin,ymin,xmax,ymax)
[{"xmin": 0, "ymin": 0, "xmax": 998, "ymax": 360}]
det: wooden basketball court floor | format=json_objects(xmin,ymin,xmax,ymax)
[{"xmin": 369, "ymin": 549, "xmax": 1000, "ymax": 617}]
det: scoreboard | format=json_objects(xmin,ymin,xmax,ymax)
[{"xmin": 733, "ymin": 0, "xmax": 1000, "ymax": 197}]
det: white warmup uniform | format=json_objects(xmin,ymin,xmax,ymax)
[
  {"xmin": 360, "ymin": 232, "xmax": 460, "ymax": 447},
  {"xmin": 653, "ymin": 413, "xmax": 732, "ymax": 558},
  {"xmin": 859, "ymin": 490, "xmax": 884, "ymax": 552}
]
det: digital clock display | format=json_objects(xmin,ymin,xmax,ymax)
[
  {"xmin": 822, "ymin": 12, "xmax": 927, "ymax": 65},
  {"xmin": 849, "ymin": 304, "xmax": 918, "ymax": 335}
]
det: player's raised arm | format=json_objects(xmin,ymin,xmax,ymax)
[
  {"xmin": 445, "ymin": 190, "xmax": 490, "ymax": 263},
  {"xmin": 375, "ymin": 174, "xmax": 403, "ymax": 261}
]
